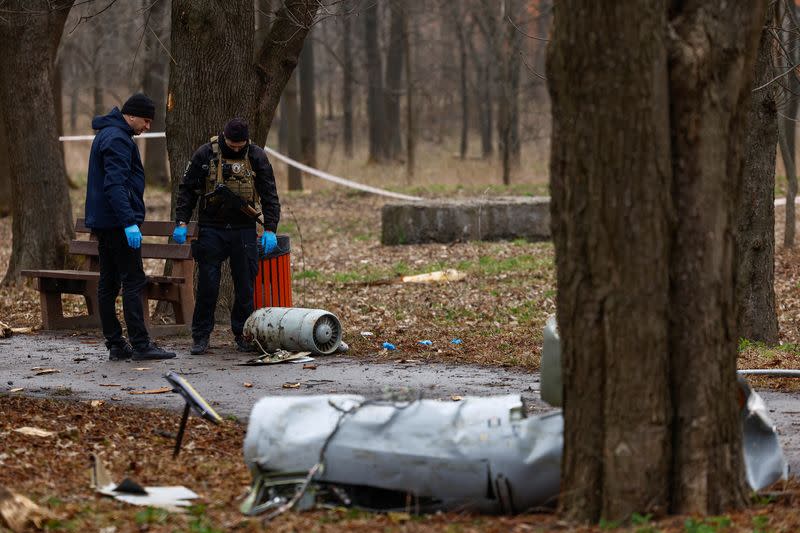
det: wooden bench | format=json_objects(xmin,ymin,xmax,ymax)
[{"xmin": 21, "ymin": 219, "xmax": 198, "ymax": 336}]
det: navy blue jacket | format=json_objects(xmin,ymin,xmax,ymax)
[{"xmin": 84, "ymin": 108, "xmax": 146, "ymax": 229}]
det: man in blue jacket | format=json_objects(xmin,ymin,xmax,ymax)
[{"xmin": 84, "ymin": 93, "xmax": 176, "ymax": 361}]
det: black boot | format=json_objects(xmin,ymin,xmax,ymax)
[
  {"xmin": 108, "ymin": 341, "xmax": 134, "ymax": 361},
  {"xmin": 235, "ymin": 335, "xmax": 259, "ymax": 352},
  {"xmin": 190, "ymin": 336, "xmax": 210, "ymax": 355},
  {"xmin": 132, "ymin": 342, "xmax": 176, "ymax": 361}
]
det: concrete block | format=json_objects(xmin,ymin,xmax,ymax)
[{"xmin": 381, "ymin": 196, "xmax": 551, "ymax": 245}]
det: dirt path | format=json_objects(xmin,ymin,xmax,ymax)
[{"xmin": 2, "ymin": 331, "xmax": 799, "ymax": 477}]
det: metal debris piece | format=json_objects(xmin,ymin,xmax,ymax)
[
  {"xmin": 243, "ymin": 394, "xmax": 562, "ymax": 515},
  {"xmin": 239, "ymin": 350, "xmax": 313, "ymax": 366},
  {"xmin": 244, "ymin": 307, "xmax": 344, "ymax": 355}
]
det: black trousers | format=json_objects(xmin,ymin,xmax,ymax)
[
  {"xmin": 93, "ymin": 228, "xmax": 150, "ymax": 349},
  {"xmin": 191, "ymin": 226, "xmax": 258, "ymax": 339}
]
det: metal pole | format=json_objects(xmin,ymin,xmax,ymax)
[{"xmin": 173, "ymin": 403, "xmax": 191, "ymax": 458}]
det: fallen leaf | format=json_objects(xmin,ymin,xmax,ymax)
[
  {"xmin": 129, "ymin": 387, "xmax": 172, "ymax": 395},
  {"xmin": 302, "ymin": 364, "xmax": 317, "ymax": 370},
  {"xmin": 451, "ymin": 395, "xmax": 463, "ymax": 401},
  {"xmin": 8, "ymin": 388, "xmax": 22, "ymax": 393},
  {"xmin": 243, "ymin": 382, "xmax": 253, "ymax": 388},
  {"xmin": 13, "ymin": 427, "xmax": 55, "ymax": 438},
  {"xmin": 282, "ymin": 382, "xmax": 301, "ymax": 389},
  {"xmin": 0, "ymin": 484, "xmax": 54, "ymax": 531},
  {"xmin": 90, "ymin": 400, "xmax": 104, "ymax": 408}
]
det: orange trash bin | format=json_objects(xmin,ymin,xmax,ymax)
[{"xmin": 253, "ymin": 235, "xmax": 292, "ymax": 308}]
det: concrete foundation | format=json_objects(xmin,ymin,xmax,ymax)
[{"xmin": 381, "ymin": 196, "xmax": 551, "ymax": 245}]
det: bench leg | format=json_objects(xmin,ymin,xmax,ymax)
[{"xmin": 39, "ymin": 292, "xmax": 64, "ymax": 329}]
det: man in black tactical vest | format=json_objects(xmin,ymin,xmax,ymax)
[{"xmin": 172, "ymin": 118, "xmax": 281, "ymax": 355}]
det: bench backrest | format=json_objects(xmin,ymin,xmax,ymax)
[
  {"xmin": 75, "ymin": 218, "xmax": 198, "ymax": 238},
  {"xmin": 72, "ymin": 219, "xmax": 197, "ymax": 261}
]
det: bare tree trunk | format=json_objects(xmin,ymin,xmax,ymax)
[
  {"xmin": 0, "ymin": 108, "xmax": 10, "ymax": 218},
  {"xmin": 404, "ymin": 2, "xmax": 414, "ymax": 182},
  {"xmin": 479, "ymin": 62, "xmax": 492, "ymax": 158},
  {"xmin": 342, "ymin": 3, "xmax": 354, "ymax": 158},
  {"xmin": 285, "ymin": 71, "xmax": 303, "ymax": 190},
  {"xmin": 0, "ymin": 0, "xmax": 75, "ymax": 285},
  {"xmin": 299, "ymin": 34, "xmax": 317, "ymax": 167},
  {"xmin": 737, "ymin": 10, "xmax": 779, "ymax": 344},
  {"xmin": 364, "ymin": 0, "xmax": 387, "ymax": 163},
  {"xmin": 384, "ymin": 1, "xmax": 404, "ymax": 160},
  {"xmin": 498, "ymin": 0, "xmax": 522, "ymax": 184},
  {"xmin": 69, "ymin": 86, "xmax": 78, "ymax": 133},
  {"xmin": 142, "ymin": 0, "xmax": 170, "ymax": 188},
  {"xmin": 548, "ymin": 0, "xmax": 763, "ymax": 521},
  {"xmin": 454, "ymin": 5, "xmax": 468, "ymax": 160},
  {"xmin": 781, "ymin": 0, "xmax": 800, "ymax": 247}
]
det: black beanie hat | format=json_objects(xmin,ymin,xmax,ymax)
[
  {"xmin": 223, "ymin": 118, "xmax": 249, "ymax": 142},
  {"xmin": 121, "ymin": 93, "xmax": 155, "ymax": 120}
]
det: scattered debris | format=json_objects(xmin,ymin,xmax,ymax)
[
  {"xmin": 382, "ymin": 342, "xmax": 397, "ymax": 351},
  {"xmin": 73, "ymin": 357, "xmax": 88, "ymax": 362},
  {"xmin": 163, "ymin": 372, "xmax": 222, "ymax": 458},
  {"xmin": 243, "ymin": 382, "xmax": 253, "ymax": 388},
  {"xmin": 401, "ymin": 269, "xmax": 467, "ymax": 284},
  {"xmin": 242, "ymin": 394, "xmax": 561, "ymax": 516},
  {"xmin": 133, "ymin": 367, "xmax": 152, "ymax": 371},
  {"xmin": 10, "ymin": 327, "xmax": 32, "ymax": 335},
  {"xmin": 89, "ymin": 454, "xmax": 198, "ymax": 512},
  {"xmin": 31, "ymin": 368, "xmax": 60, "ymax": 376},
  {"xmin": 303, "ymin": 364, "xmax": 318, "ymax": 370},
  {"xmin": 282, "ymin": 382, "xmax": 301, "ymax": 389},
  {"xmin": 0, "ymin": 484, "xmax": 54, "ymax": 532},
  {"xmin": 99, "ymin": 383, "xmax": 121, "ymax": 387},
  {"xmin": 450, "ymin": 395, "xmax": 463, "ymax": 401},
  {"xmin": 129, "ymin": 387, "xmax": 172, "ymax": 395},
  {"xmin": 13, "ymin": 427, "xmax": 55, "ymax": 438},
  {"xmin": 240, "ymin": 350, "xmax": 313, "ymax": 366},
  {"xmin": 418, "ymin": 340, "xmax": 433, "ymax": 346},
  {"xmin": 0, "ymin": 321, "xmax": 11, "ymax": 339},
  {"xmin": 360, "ymin": 331, "xmax": 374, "ymax": 338},
  {"xmin": 8, "ymin": 388, "xmax": 22, "ymax": 393},
  {"xmin": 450, "ymin": 339, "xmax": 462, "ymax": 345},
  {"xmin": 90, "ymin": 400, "xmax": 104, "ymax": 408}
]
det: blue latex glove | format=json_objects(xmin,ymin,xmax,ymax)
[
  {"xmin": 260, "ymin": 231, "xmax": 277, "ymax": 254},
  {"xmin": 172, "ymin": 225, "xmax": 187, "ymax": 244},
  {"xmin": 124, "ymin": 224, "xmax": 142, "ymax": 249}
]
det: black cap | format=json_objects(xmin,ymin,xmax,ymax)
[
  {"xmin": 223, "ymin": 118, "xmax": 249, "ymax": 142},
  {"xmin": 121, "ymin": 93, "xmax": 155, "ymax": 120}
]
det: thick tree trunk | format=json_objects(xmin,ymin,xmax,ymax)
[
  {"xmin": 251, "ymin": 1, "xmax": 317, "ymax": 146},
  {"xmin": 168, "ymin": 0, "xmax": 258, "ymax": 323},
  {"xmin": 737, "ymin": 13, "xmax": 778, "ymax": 344},
  {"xmin": 299, "ymin": 34, "xmax": 317, "ymax": 167},
  {"xmin": 0, "ymin": 0, "xmax": 75, "ymax": 285},
  {"xmin": 142, "ymin": 0, "xmax": 170, "ymax": 188},
  {"xmin": 384, "ymin": 1, "xmax": 404, "ymax": 160},
  {"xmin": 0, "ymin": 108, "xmax": 10, "ymax": 218},
  {"xmin": 364, "ymin": 0, "xmax": 387, "ymax": 163},
  {"xmin": 548, "ymin": 0, "xmax": 764, "ymax": 522},
  {"xmin": 285, "ymin": 71, "xmax": 303, "ymax": 190},
  {"xmin": 342, "ymin": 4, "xmax": 354, "ymax": 158}
]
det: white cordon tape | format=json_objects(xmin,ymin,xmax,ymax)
[{"xmin": 59, "ymin": 132, "xmax": 423, "ymax": 202}]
